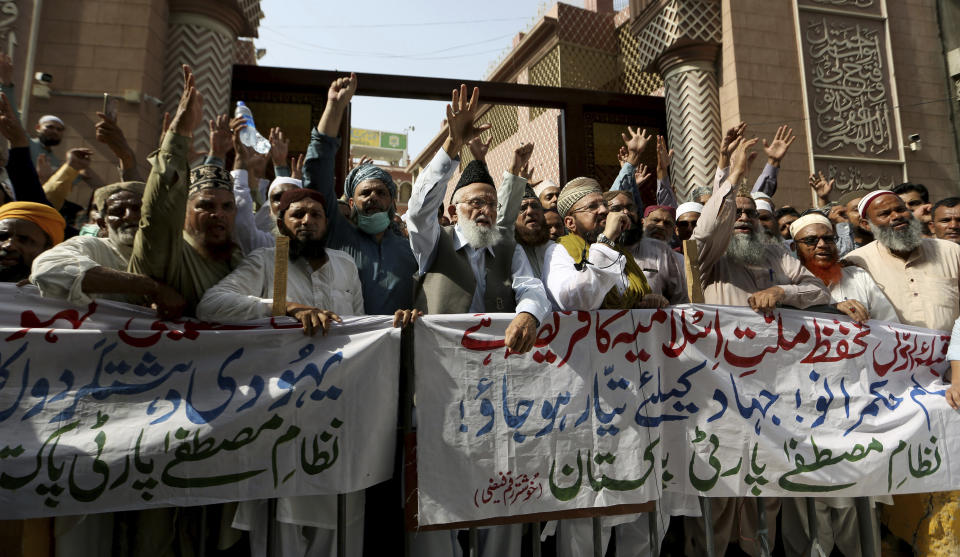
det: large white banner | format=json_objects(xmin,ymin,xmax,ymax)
[
  {"xmin": 0, "ymin": 285, "xmax": 400, "ymax": 519},
  {"xmin": 414, "ymin": 307, "xmax": 960, "ymax": 526}
]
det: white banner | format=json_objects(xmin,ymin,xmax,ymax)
[
  {"xmin": 0, "ymin": 285, "xmax": 400, "ymax": 519},
  {"xmin": 414, "ymin": 307, "xmax": 960, "ymax": 526}
]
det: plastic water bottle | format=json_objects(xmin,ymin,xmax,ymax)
[{"xmin": 234, "ymin": 101, "xmax": 271, "ymax": 154}]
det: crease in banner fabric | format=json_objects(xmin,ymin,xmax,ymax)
[
  {"xmin": 0, "ymin": 285, "xmax": 400, "ymax": 519},
  {"xmin": 413, "ymin": 308, "xmax": 960, "ymax": 526}
]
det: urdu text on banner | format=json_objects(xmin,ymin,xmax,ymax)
[
  {"xmin": 0, "ymin": 285, "xmax": 400, "ymax": 519},
  {"xmin": 414, "ymin": 308, "xmax": 960, "ymax": 526}
]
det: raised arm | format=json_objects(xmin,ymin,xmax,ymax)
[
  {"xmin": 43, "ymin": 148, "xmax": 91, "ymax": 209},
  {"xmin": 226, "ymin": 117, "xmax": 274, "ymax": 254},
  {"xmin": 0, "ymin": 92, "xmax": 47, "ymax": 205},
  {"xmin": 496, "ymin": 142, "xmax": 534, "ymax": 230},
  {"xmin": 694, "ymin": 134, "xmax": 757, "ymax": 272},
  {"xmin": 655, "ymin": 135, "xmax": 678, "ymax": 207},
  {"xmin": 407, "ymin": 84, "xmax": 489, "ymax": 274},
  {"xmin": 96, "ymin": 111, "xmax": 143, "ymax": 181},
  {"xmin": 128, "ymin": 65, "xmax": 203, "ymax": 282},
  {"xmin": 304, "ymin": 73, "xmax": 356, "ymax": 232}
]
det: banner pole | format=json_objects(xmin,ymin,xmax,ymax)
[
  {"xmin": 337, "ymin": 493, "xmax": 347, "ymax": 557},
  {"xmin": 805, "ymin": 498, "xmax": 819, "ymax": 557},
  {"xmin": 700, "ymin": 497, "xmax": 715, "ymax": 557},
  {"xmin": 531, "ymin": 522, "xmax": 541, "ymax": 557},
  {"xmin": 271, "ymin": 236, "xmax": 290, "ymax": 317},
  {"xmin": 648, "ymin": 504, "xmax": 660, "ymax": 557},
  {"xmin": 468, "ymin": 527, "xmax": 478, "ymax": 557},
  {"xmin": 592, "ymin": 516, "xmax": 602, "ymax": 557},
  {"xmin": 683, "ymin": 239, "xmax": 705, "ymax": 303},
  {"xmin": 854, "ymin": 497, "xmax": 878, "ymax": 557},
  {"xmin": 756, "ymin": 499, "xmax": 771, "ymax": 557}
]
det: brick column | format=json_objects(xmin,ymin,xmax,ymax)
[{"xmin": 657, "ymin": 44, "xmax": 720, "ymax": 201}]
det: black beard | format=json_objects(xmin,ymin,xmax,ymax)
[
  {"xmin": 515, "ymin": 224, "xmax": 549, "ymax": 246},
  {"xmin": 0, "ymin": 262, "xmax": 29, "ymax": 282},
  {"xmin": 287, "ymin": 231, "xmax": 328, "ymax": 260},
  {"xmin": 39, "ymin": 136, "xmax": 61, "ymax": 148},
  {"xmin": 621, "ymin": 224, "xmax": 643, "ymax": 246}
]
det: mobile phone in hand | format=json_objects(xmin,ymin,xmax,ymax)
[{"xmin": 103, "ymin": 93, "xmax": 118, "ymax": 122}]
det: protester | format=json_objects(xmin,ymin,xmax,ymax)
[
  {"xmin": 513, "ymin": 185, "xmax": 550, "ymax": 277},
  {"xmin": 542, "ymin": 177, "xmax": 667, "ymax": 312},
  {"xmin": 687, "ymin": 129, "xmax": 834, "ymax": 557},
  {"xmin": 405, "ymin": 84, "xmax": 550, "ymax": 557},
  {"xmin": 538, "ymin": 180, "xmax": 559, "ymax": 210},
  {"xmin": 30, "ymin": 114, "xmax": 64, "ymax": 175},
  {"xmin": 642, "ymin": 204, "xmax": 676, "ymax": 244},
  {"xmin": 543, "ymin": 207, "xmax": 564, "ymax": 240},
  {"xmin": 675, "ymin": 201, "xmax": 702, "ymax": 241},
  {"xmin": 776, "ymin": 206, "xmax": 800, "ymax": 240},
  {"xmin": 302, "ymin": 73, "xmax": 423, "ymax": 316},
  {"xmin": 198, "ymin": 188, "xmax": 371, "ymax": 557},
  {"xmin": 30, "ymin": 181, "xmax": 187, "ymax": 317},
  {"xmin": 127, "ymin": 66, "xmax": 242, "ymax": 318},
  {"xmin": 931, "ymin": 197, "xmax": 960, "ymax": 244},
  {"xmin": 893, "ymin": 182, "xmax": 932, "ymax": 236},
  {"xmin": 0, "ymin": 200, "xmax": 65, "ymax": 281},
  {"xmin": 844, "ymin": 189, "xmax": 960, "ymax": 554},
  {"xmin": 691, "ymin": 185, "xmax": 712, "ymax": 204}
]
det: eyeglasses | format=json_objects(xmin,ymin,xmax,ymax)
[
  {"xmin": 794, "ymin": 234, "xmax": 838, "ymax": 246},
  {"xmin": 458, "ymin": 197, "xmax": 499, "ymax": 211},
  {"xmin": 570, "ymin": 200, "xmax": 608, "ymax": 214},
  {"xmin": 735, "ymin": 208, "xmax": 759, "ymax": 219},
  {"xmin": 608, "ymin": 203, "xmax": 636, "ymax": 214}
]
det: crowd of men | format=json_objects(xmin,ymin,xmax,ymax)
[{"xmin": 1, "ymin": 63, "xmax": 959, "ymax": 557}]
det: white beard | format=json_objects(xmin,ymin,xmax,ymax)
[
  {"xmin": 107, "ymin": 224, "xmax": 137, "ymax": 248},
  {"xmin": 456, "ymin": 207, "xmax": 502, "ymax": 249},
  {"xmin": 725, "ymin": 231, "xmax": 766, "ymax": 266},
  {"xmin": 873, "ymin": 218, "xmax": 923, "ymax": 253}
]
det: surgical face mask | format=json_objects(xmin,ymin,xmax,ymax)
[{"xmin": 356, "ymin": 210, "xmax": 390, "ymax": 234}]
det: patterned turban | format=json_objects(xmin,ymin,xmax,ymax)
[
  {"xmin": 188, "ymin": 165, "xmax": 233, "ymax": 196},
  {"xmin": 557, "ymin": 177, "xmax": 601, "ymax": 219},
  {"xmin": 344, "ymin": 163, "xmax": 397, "ymax": 199}
]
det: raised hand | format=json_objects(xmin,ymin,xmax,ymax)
[
  {"xmin": 467, "ymin": 135, "xmax": 492, "ymax": 162},
  {"xmin": 719, "ymin": 122, "xmax": 747, "ymax": 168},
  {"xmin": 328, "ymin": 72, "xmax": 358, "ymax": 108},
  {"xmin": 290, "ymin": 153, "xmax": 305, "ymax": 180},
  {"xmin": 169, "ymin": 65, "xmax": 204, "ymax": 138},
  {"xmin": 96, "ymin": 111, "xmax": 135, "ymax": 159},
  {"xmin": 656, "ymin": 135, "xmax": 673, "ymax": 180},
  {"xmin": 809, "ymin": 171, "xmax": 834, "ymax": 204},
  {"xmin": 621, "ymin": 126, "xmax": 651, "ymax": 166},
  {"xmin": 617, "ymin": 146, "xmax": 628, "ymax": 168},
  {"xmin": 35, "ymin": 153, "xmax": 53, "ymax": 182},
  {"xmin": 0, "ymin": 93, "xmax": 28, "ymax": 147},
  {"xmin": 444, "ymin": 84, "xmax": 491, "ymax": 154},
  {"xmin": 231, "ymin": 117, "xmax": 268, "ymax": 176},
  {"xmin": 763, "ymin": 124, "xmax": 796, "ymax": 167},
  {"xmin": 728, "ymin": 135, "xmax": 759, "ymax": 186},
  {"xmin": 269, "ymin": 127, "xmax": 289, "ymax": 167},
  {"xmin": 66, "ymin": 148, "xmax": 93, "ymax": 173},
  {"xmin": 510, "ymin": 142, "xmax": 534, "ymax": 177},
  {"xmin": 208, "ymin": 114, "xmax": 233, "ymax": 160},
  {"xmin": 634, "ymin": 162, "xmax": 652, "ymax": 185}
]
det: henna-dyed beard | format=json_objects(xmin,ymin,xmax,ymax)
[{"xmin": 802, "ymin": 257, "xmax": 844, "ymax": 287}]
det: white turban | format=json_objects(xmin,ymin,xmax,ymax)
[
  {"xmin": 266, "ymin": 177, "xmax": 302, "ymax": 201},
  {"xmin": 789, "ymin": 213, "xmax": 833, "ymax": 240},
  {"xmin": 533, "ymin": 179, "xmax": 558, "ymax": 196},
  {"xmin": 755, "ymin": 199, "xmax": 774, "ymax": 214},
  {"xmin": 38, "ymin": 115, "xmax": 63, "ymax": 126},
  {"xmin": 856, "ymin": 190, "xmax": 897, "ymax": 220},
  {"xmin": 676, "ymin": 202, "xmax": 703, "ymax": 217}
]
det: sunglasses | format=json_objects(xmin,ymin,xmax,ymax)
[{"xmin": 794, "ymin": 234, "xmax": 838, "ymax": 246}]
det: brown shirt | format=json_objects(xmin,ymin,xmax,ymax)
[{"xmin": 844, "ymin": 238, "xmax": 960, "ymax": 331}]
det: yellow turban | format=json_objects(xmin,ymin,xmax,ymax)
[{"xmin": 0, "ymin": 201, "xmax": 66, "ymax": 245}]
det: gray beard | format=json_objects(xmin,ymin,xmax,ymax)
[
  {"xmin": 457, "ymin": 209, "xmax": 502, "ymax": 249},
  {"xmin": 873, "ymin": 218, "xmax": 923, "ymax": 253},
  {"xmin": 759, "ymin": 229, "xmax": 783, "ymax": 246},
  {"xmin": 725, "ymin": 232, "xmax": 767, "ymax": 266}
]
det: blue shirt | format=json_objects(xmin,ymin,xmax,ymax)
[{"xmin": 303, "ymin": 130, "xmax": 418, "ymax": 315}]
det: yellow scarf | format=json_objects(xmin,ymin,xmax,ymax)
[{"xmin": 557, "ymin": 234, "xmax": 650, "ymax": 309}]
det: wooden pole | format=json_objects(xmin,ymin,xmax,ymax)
[
  {"xmin": 272, "ymin": 236, "xmax": 289, "ymax": 316},
  {"xmin": 683, "ymin": 239, "xmax": 705, "ymax": 304}
]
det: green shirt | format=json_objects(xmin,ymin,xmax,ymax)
[{"xmin": 127, "ymin": 132, "xmax": 241, "ymax": 316}]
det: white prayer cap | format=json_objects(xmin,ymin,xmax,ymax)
[
  {"xmin": 38, "ymin": 115, "xmax": 63, "ymax": 126},
  {"xmin": 755, "ymin": 199, "xmax": 774, "ymax": 214},
  {"xmin": 856, "ymin": 190, "xmax": 897, "ymax": 221},
  {"xmin": 751, "ymin": 191, "xmax": 772, "ymax": 201},
  {"xmin": 789, "ymin": 213, "xmax": 833, "ymax": 240},
  {"xmin": 676, "ymin": 202, "xmax": 703, "ymax": 217},
  {"xmin": 533, "ymin": 179, "xmax": 558, "ymax": 196},
  {"xmin": 266, "ymin": 177, "xmax": 302, "ymax": 200}
]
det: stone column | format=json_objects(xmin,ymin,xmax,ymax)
[
  {"xmin": 163, "ymin": 1, "xmax": 252, "ymax": 152},
  {"xmin": 657, "ymin": 45, "xmax": 721, "ymax": 201}
]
